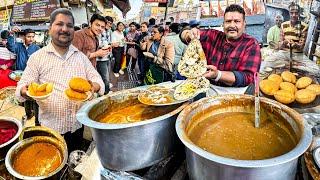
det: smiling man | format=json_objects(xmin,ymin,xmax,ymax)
[
  {"xmin": 181, "ymin": 4, "xmax": 261, "ymax": 87},
  {"xmin": 72, "ymin": 14, "xmax": 111, "ymax": 68},
  {"xmin": 15, "ymin": 8, "xmax": 104, "ymax": 153}
]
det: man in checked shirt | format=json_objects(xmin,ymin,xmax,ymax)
[
  {"xmin": 15, "ymin": 8, "xmax": 105, "ymax": 152},
  {"xmin": 181, "ymin": 4, "xmax": 261, "ymax": 87}
]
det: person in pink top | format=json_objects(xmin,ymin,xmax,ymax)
[{"xmin": 0, "ymin": 30, "xmax": 15, "ymax": 70}]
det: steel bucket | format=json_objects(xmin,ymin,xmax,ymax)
[
  {"xmin": 77, "ymin": 88, "xmax": 189, "ymax": 171},
  {"xmin": 176, "ymin": 94, "xmax": 312, "ymax": 180}
]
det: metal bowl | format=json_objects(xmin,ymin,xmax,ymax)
[
  {"xmin": 0, "ymin": 117, "xmax": 22, "ymax": 161},
  {"xmin": 176, "ymin": 95, "xmax": 312, "ymax": 180},
  {"xmin": 5, "ymin": 136, "xmax": 68, "ymax": 180},
  {"xmin": 77, "ymin": 88, "xmax": 189, "ymax": 171}
]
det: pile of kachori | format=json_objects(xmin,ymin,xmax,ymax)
[
  {"xmin": 65, "ymin": 77, "xmax": 91, "ymax": 101},
  {"xmin": 260, "ymin": 71, "xmax": 318, "ymax": 104},
  {"xmin": 28, "ymin": 82, "xmax": 54, "ymax": 97}
]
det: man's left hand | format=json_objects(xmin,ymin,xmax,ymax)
[
  {"xmin": 88, "ymin": 80, "xmax": 100, "ymax": 93},
  {"xmin": 204, "ymin": 65, "xmax": 218, "ymax": 79}
]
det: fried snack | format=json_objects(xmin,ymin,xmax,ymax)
[
  {"xmin": 306, "ymin": 84, "xmax": 320, "ymax": 95},
  {"xmin": 281, "ymin": 71, "xmax": 296, "ymax": 83},
  {"xmin": 37, "ymin": 83, "xmax": 47, "ymax": 92},
  {"xmin": 279, "ymin": 82, "xmax": 297, "ymax": 94},
  {"xmin": 268, "ymin": 74, "xmax": 282, "ymax": 85},
  {"xmin": 46, "ymin": 83, "xmax": 54, "ymax": 93},
  {"xmin": 65, "ymin": 88, "xmax": 87, "ymax": 100},
  {"xmin": 295, "ymin": 89, "xmax": 316, "ymax": 104},
  {"xmin": 274, "ymin": 90, "xmax": 295, "ymax": 104},
  {"xmin": 69, "ymin": 77, "xmax": 91, "ymax": 93},
  {"xmin": 30, "ymin": 82, "xmax": 39, "ymax": 92},
  {"xmin": 296, "ymin": 77, "xmax": 312, "ymax": 89},
  {"xmin": 259, "ymin": 79, "xmax": 279, "ymax": 96},
  {"xmin": 28, "ymin": 84, "xmax": 37, "ymax": 96}
]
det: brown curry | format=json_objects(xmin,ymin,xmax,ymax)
[
  {"xmin": 188, "ymin": 112, "xmax": 297, "ymax": 160},
  {"xmin": 96, "ymin": 100, "xmax": 178, "ymax": 124},
  {"xmin": 13, "ymin": 142, "xmax": 62, "ymax": 176}
]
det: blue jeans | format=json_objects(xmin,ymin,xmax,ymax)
[{"xmin": 97, "ymin": 60, "xmax": 110, "ymax": 94}]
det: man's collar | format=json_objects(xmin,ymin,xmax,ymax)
[
  {"xmin": 225, "ymin": 34, "xmax": 244, "ymax": 45},
  {"xmin": 84, "ymin": 27, "xmax": 96, "ymax": 38},
  {"xmin": 45, "ymin": 42, "xmax": 78, "ymax": 54}
]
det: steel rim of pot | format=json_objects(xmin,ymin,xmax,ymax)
[
  {"xmin": 175, "ymin": 94, "xmax": 313, "ymax": 168},
  {"xmin": 5, "ymin": 136, "xmax": 68, "ymax": 180},
  {"xmin": 77, "ymin": 89, "xmax": 189, "ymax": 129},
  {"xmin": 0, "ymin": 117, "xmax": 22, "ymax": 148}
]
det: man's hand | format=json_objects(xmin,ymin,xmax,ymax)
[
  {"xmin": 11, "ymin": 26, "xmax": 21, "ymax": 33},
  {"xmin": 143, "ymin": 52, "xmax": 154, "ymax": 59},
  {"xmin": 88, "ymin": 80, "xmax": 100, "ymax": 93},
  {"xmin": 203, "ymin": 65, "xmax": 219, "ymax": 79},
  {"xmin": 181, "ymin": 30, "xmax": 195, "ymax": 44},
  {"xmin": 0, "ymin": 65, "xmax": 8, "ymax": 70},
  {"xmin": 95, "ymin": 49, "xmax": 110, "ymax": 58},
  {"xmin": 21, "ymin": 85, "xmax": 33, "ymax": 100}
]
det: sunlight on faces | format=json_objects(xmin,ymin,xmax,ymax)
[
  {"xmin": 223, "ymin": 11, "xmax": 246, "ymax": 40},
  {"xmin": 91, "ymin": 19, "xmax": 106, "ymax": 36},
  {"xmin": 49, "ymin": 14, "xmax": 74, "ymax": 48}
]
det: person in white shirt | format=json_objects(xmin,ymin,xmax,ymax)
[
  {"xmin": 16, "ymin": 8, "xmax": 104, "ymax": 152},
  {"xmin": 111, "ymin": 22, "xmax": 126, "ymax": 77}
]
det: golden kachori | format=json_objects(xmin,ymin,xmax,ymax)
[
  {"xmin": 259, "ymin": 79, "xmax": 279, "ymax": 95},
  {"xmin": 267, "ymin": 74, "xmax": 282, "ymax": 85},
  {"xmin": 281, "ymin": 71, "xmax": 296, "ymax": 83},
  {"xmin": 69, "ymin": 77, "xmax": 91, "ymax": 93},
  {"xmin": 306, "ymin": 84, "xmax": 320, "ymax": 95},
  {"xmin": 274, "ymin": 90, "xmax": 295, "ymax": 104},
  {"xmin": 296, "ymin": 77, "xmax": 312, "ymax": 89},
  {"xmin": 65, "ymin": 88, "xmax": 87, "ymax": 101},
  {"xmin": 279, "ymin": 82, "xmax": 297, "ymax": 94},
  {"xmin": 295, "ymin": 89, "xmax": 316, "ymax": 104}
]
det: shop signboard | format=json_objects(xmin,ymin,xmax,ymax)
[
  {"xmin": 12, "ymin": 0, "xmax": 60, "ymax": 22},
  {"xmin": 0, "ymin": 9, "xmax": 11, "ymax": 30},
  {"xmin": 0, "ymin": 0, "xmax": 14, "ymax": 8}
]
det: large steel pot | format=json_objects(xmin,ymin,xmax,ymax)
[
  {"xmin": 5, "ymin": 136, "xmax": 68, "ymax": 180},
  {"xmin": 176, "ymin": 95, "xmax": 312, "ymax": 180},
  {"xmin": 77, "ymin": 88, "xmax": 189, "ymax": 171},
  {"xmin": 0, "ymin": 117, "xmax": 22, "ymax": 161}
]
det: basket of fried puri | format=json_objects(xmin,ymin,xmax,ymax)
[
  {"xmin": 259, "ymin": 71, "xmax": 320, "ymax": 107},
  {"xmin": 64, "ymin": 77, "xmax": 92, "ymax": 102},
  {"xmin": 27, "ymin": 82, "xmax": 54, "ymax": 100}
]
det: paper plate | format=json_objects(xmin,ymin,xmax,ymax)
[{"xmin": 26, "ymin": 91, "xmax": 52, "ymax": 101}]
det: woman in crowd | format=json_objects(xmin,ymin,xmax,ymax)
[
  {"xmin": 111, "ymin": 22, "xmax": 126, "ymax": 77},
  {"xmin": 141, "ymin": 25, "xmax": 174, "ymax": 85},
  {"xmin": 135, "ymin": 22, "xmax": 150, "ymax": 81}
]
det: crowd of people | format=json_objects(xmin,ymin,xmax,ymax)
[{"xmin": 0, "ymin": 2, "xmax": 310, "ymax": 152}]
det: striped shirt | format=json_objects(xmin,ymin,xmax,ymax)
[
  {"xmin": 280, "ymin": 21, "xmax": 308, "ymax": 52},
  {"xmin": 16, "ymin": 42, "xmax": 105, "ymax": 134}
]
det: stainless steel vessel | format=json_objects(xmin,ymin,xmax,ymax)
[
  {"xmin": 5, "ymin": 136, "xmax": 68, "ymax": 180},
  {"xmin": 176, "ymin": 95, "xmax": 312, "ymax": 180},
  {"xmin": 0, "ymin": 117, "xmax": 22, "ymax": 161},
  {"xmin": 77, "ymin": 89, "xmax": 188, "ymax": 171}
]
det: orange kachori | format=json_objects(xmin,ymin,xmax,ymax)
[
  {"xmin": 295, "ymin": 89, "xmax": 316, "ymax": 104},
  {"xmin": 259, "ymin": 79, "xmax": 279, "ymax": 96},
  {"xmin": 274, "ymin": 90, "xmax": 295, "ymax": 104}
]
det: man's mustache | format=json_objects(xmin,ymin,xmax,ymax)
[
  {"xmin": 58, "ymin": 32, "xmax": 70, "ymax": 36},
  {"xmin": 227, "ymin": 28, "xmax": 238, "ymax": 32}
]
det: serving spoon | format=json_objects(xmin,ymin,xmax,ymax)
[{"xmin": 254, "ymin": 72, "xmax": 260, "ymax": 128}]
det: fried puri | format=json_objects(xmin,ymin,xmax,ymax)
[
  {"xmin": 65, "ymin": 88, "xmax": 87, "ymax": 100},
  {"xmin": 296, "ymin": 77, "xmax": 312, "ymax": 89},
  {"xmin": 279, "ymin": 82, "xmax": 297, "ymax": 94},
  {"xmin": 306, "ymin": 84, "xmax": 320, "ymax": 95},
  {"xmin": 274, "ymin": 90, "xmax": 295, "ymax": 104},
  {"xmin": 69, "ymin": 77, "xmax": 91, "ymax": 93},
  {"xmin": 259, "ymin": 79, "xmax": 279, "ymax": 96},
  {"xmin": 281, "ymin": 71, "xmax": 296, "ymax": 83},
  {"xmin": 268, "ymin": 74, "xmax": 282, "ymax": 85},
  {"xmin": 295, "ymin": 89, "xmax": 316, "ymax": 104}
]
